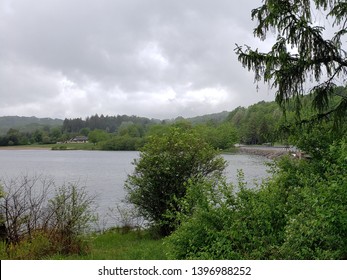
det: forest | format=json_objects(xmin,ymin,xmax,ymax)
[
  {"xmin": 0, "ymin": 93, "xmax": 332, "ymax": 150},
  {"xmin": 1, "ymin": 86, "xmax": 346, "ymax": 151}
]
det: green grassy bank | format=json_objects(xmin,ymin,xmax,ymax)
[
  {"xmin": 0, "ymin": 229, "xmax": 167, "ymax": 260},
  {"xmin": 0, "ymin": 143, "xmax": 98, "ymax": 151}
]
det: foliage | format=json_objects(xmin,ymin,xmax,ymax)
[
  {"xmin": 0, "ymin": 99, "xmax": 320, "ymax": 149},
  {"xmin": 227, "ymin": 101, "xmax": 283, "ymax": 144},
  {"xmin": 47, "ymin": 183, "xmax": 97, "ymax": 254},
  {"xmin": 235, "ymin": 0, "xmax": 347, "ymax": 126},
  {"xmin": 0, "ymin": 176, "xmax": 96, "ymax": 258},
  {"xmin": 2, "ymin": 231, "xmax": 54, "ymax": 259},
  {"xmin": 195, "ymin": 122, "xmax": 238, "ymax": 149},
  {"xmin": 0, "ymin": 175, "xmax": 53, "ymax": 244},
  {"xmin": 35, "ymin": 229, "xmax": 167, "ymax": 260},
  {"xmin": 0, "ymin": 228, "xmax": 167, "ymax": 260},
  {"xmin": 166, "ymin": 134, "xmax": 347, "ymax": 259},
  {"xmin": 125, "ymin": 126, "xmax": 227, "ymax": 236},
  {"xmin": 0, "ymin": 116, "xmax": 63, "ymax": 135},
  {"xmin": 88, "ymin": 129, "xmax": 110, "ymax": 145},
  {"xmin": 100, "ymin": 135, "xmax": 145, "ymax": 151},
  {"xmin": 184, "ymin": 111, "xmax": 230, "ymax": 125},
  {"xmin": 166, "ymin": 174, "xmax": 285, "ymax": 259},
  {"xmin": 51, "ymin": 142, "xmax": 96, "ymax": 150},
  {"xmin": 62, "ymin": 114, "xmax": 155, "ymax": 134},
  {"xmin": 0, "ymin": 127, "xmax": 62, "ymax": 146},
  {"xmin": 274, "ymin": 138, "xmax": 347, "ymax": 259}
]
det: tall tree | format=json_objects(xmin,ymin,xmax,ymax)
[{"xmin": 235, "ymin": 0, "xmax": 347, "ymax": 126}]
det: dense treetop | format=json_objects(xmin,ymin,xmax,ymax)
[{"xmin": 236, "ymin": 0, "xmax": 347, "ymax": 126}]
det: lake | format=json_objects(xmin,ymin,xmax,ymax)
[{"xmin": 0, "ymin": 150, "xmax": 271, "ymax": 229}]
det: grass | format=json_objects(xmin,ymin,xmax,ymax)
[
  {"xmin": 53, "ymin": 229, "xmax": 168, "ymax": 260},
  {"xmin": 0, "ymin": 228, "xmax": 168, "ymax": 260},
  {"xmin": 50, "ymin": 142, "xmax": 99, "ymax": 151}
]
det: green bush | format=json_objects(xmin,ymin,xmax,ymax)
[
  {"xmin": 279, "ymin": 139, "xmax": 347, "ymax": 259},
  {"xmin": 5, "ymin": 231, "xmax": 53, "ymax": 259},
  {"xmin": 165, "ymin": 178, "xmax": 237, "ymax": 259},
  {"xmin": 125, "ymin": 126, "xmax": 226, "ymax": 236},
  {"xmin": 100, "ymin": 135, "xmax": 144, "ymax": 151},
  {"xmin": 166, "ymin": 174, "xmax": 285, "ymax": 259},
  {"xmin": 0, "ymin": 177, "xmax": 96, "ymax": 258},
  {"xmin": 166, "ymin": 137, "xmax": 347, "ymax": 259},
  {"xmin": 48, "ymin": 184, "xmax": 97, "ymax": 254}
]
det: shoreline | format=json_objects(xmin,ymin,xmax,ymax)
[
  {"xmin": 0, "ymin": 145, "xmax": 52, "ymax": 150},
  {"xmin": 0, "ymin": 145, "xmax": 293, "ymax": 159},
  {"xmin": 236, "ymin": 146, "xmax": 290, "ymax": 159}
]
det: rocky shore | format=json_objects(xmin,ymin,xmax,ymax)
[{"xmin": 236, "ymin": 146, "xmax": 291, "ymax": 159}]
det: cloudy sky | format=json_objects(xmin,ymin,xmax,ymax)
[{"xmin": 0, "ymin": 0, "xmax": 275, "ymax": 120}]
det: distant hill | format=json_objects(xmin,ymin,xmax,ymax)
[
  {"xmin": 0, "ymin": 111, "xmax": 232, "ymax": 135},
  {"xmin": 165, "ymin": 111, "xmax": 230, "ymax": 125},
  {"xmin": 185, "ymin": 111, "xmax": 230, "ymax": 124},
  {"xmin": 0, "ymin": 116, "xmax": 63, "ymax": 135}
]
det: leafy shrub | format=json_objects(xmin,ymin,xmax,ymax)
[
  {"xmin": 47, "ymin": 183, "xmax": 97, "ymax": 254},
  {"xmin": 279, "ymin": 139, "xmax": 347, "ymax": 259},
  {"xmin": 0, "ymin": 176, "xmax": 96, "ymax": 258},
  {"xmin": 167, "ymin": 138, "xmax": 347, "ymax": 259},
  {"xmin": 0, "ymin": 175, "xmax": 53, "ymax": 244},
  {"xmin": 5, "ymin": 231, "xmax": 53, "ymax": 259},
  {"xmin": 166, "ymin": 173, "xmax": 285, "ymax": 259},
  {"xmin": 165, "ymin": 178, "xmax": 237, "ymax": 259},
  {"xmin": 100, "ymin": 135, "xmax": 144, "ymax": 151},
  {"xmin": 125, "ymin": 126, "xmax": 226, "ymax": 236}
]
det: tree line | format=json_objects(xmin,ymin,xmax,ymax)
[
  {"xmin": 1, "ymin": 88, "xmax": 346, "ymax": 149},
  {"xmin": 61, "ymin": 114, "xmax": 156, "ymax": 134}
]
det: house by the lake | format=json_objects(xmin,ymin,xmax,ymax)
[{"xmin": 68, "ymin": 136, "xmax": 88, "ymax": 143}]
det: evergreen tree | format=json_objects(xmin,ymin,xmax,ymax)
[{"xmin": 235, "ymin": 0, "xmax": 347, "ymax": 126}]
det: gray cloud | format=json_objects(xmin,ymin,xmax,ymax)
[{"xmin": 0, "ymin": 0, "xmax": 273, "ymax": 119}]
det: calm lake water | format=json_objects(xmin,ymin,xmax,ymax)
[{"xmin": 0, "ymin": 150, "xmax": 271, "ymax": 229}]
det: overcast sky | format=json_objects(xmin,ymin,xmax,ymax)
[{"xmin": 0, "ymin": 0, "xmax": 276, "ymax": 120}]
